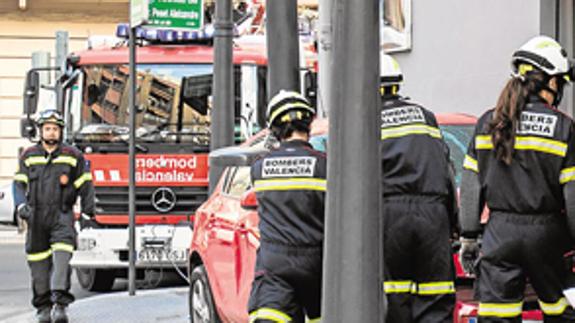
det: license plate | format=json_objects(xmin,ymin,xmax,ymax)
[{"xmin": 137, "ymin": 248, "xmax": 188, "ymax": 263}]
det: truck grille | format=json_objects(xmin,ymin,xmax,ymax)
[{"xmin": 94, "ymin": 186, "xmax": 208, "ymax": 215}]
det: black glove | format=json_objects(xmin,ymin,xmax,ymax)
[
  {"xmin": 459, "ymin": 237, "xmax": 480, "ymax": 276},
  {"xmin": 79, "ymin": 213, "xmax": 100, "ymax": 229},
  {"xmin": 17, "ymin": 204, "xmax": 33, "ymax": 220}
]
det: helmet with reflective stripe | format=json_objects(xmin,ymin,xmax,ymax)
[
  {"xmin": 266, "ymin": 90, "xmax": 316, "ymax": 128},
  {"xmin": 36, "ymin": 109, "xmax": 65, "ymax": 127},
  {"xmin": 380, "ymin": 53, "xmax": 403, "ymax": 87},
  {"xmin": 512, "ymin": 35, "xmax": 573, "ymax": 81}
]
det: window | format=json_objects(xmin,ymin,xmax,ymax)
[{"xmin": 226, "ymin": 166, "xmax": 252, "ymax": 198}]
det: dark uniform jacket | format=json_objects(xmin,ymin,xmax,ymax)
[
  {"xmin": 14, "ymin": 143, "xmax": 94, "ymax": 215},
  {"xmin": 463, "ymin": 96, "xmax": 575, "ymax": 215},
  {"xmin": 251, "ymin": 140, "xmax": 327, "ymax": 247},
  {"xmin": 380, "ymin": 96, "xmax": 455, "ymax": 200}
]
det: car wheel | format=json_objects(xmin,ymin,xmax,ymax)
[
  {"xmin": 189, "ymin": 265, "xmax": 221, "ymax": 323},
  {"xmin": 76, "ymin": 268, "xmax": 115, "ymax": 292}
]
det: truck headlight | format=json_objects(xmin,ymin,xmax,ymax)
[{"xmin": 77, "ymin": 238, "xmax": 97, "ymax": 251}]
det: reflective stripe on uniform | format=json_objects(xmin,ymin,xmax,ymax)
[
  {"xmin": 475, "ymin": 135, "xmax": 567, "ymax": 157},
  {"xmin": 478, "ymin": 302, "xmax": 523, "ymax": 318},
  {"xmin": 14, "ymin": 173, "xmax": 28, "ymax": 184},
  {"xmin": 308, "ymin": 317, "xmax": 321, "ymax": 323},
  {"xmin": 381, "ymin": 124, "xmax": 442, "ymax": 141},
  {"xmin": 463, "ymin": 155, "xmax": 479, "ymax": 173},
  {"xmin": 51, "ymin": 242, "xmax": 74, "ymax": 253},
  {"xmin": 53, "ymin": 155, "xmax": 78, "ymax": 167},
  {"xmin": 254, "ymin": 178, "xmax": 327, "ymax": 192},
  {"xmin": 475, "ymin": 135, "xmax": 494, "ymax": 149},
  {"xmin": 538, "ymin": 298, "xmax": 569, "ymax": 315},
  {"xmin": 74, "ymin": 172, "xmax": 93, "ymax": 189},
  {"xmin": 515, "ymin": 136, "xmax": 567, "ymax": 157},
  {"xmin": 249, "ymin": 308, "xmax": 292, "ymax": 323},
  {"xmin": 416, "ymin": 281, "xmax": 455, "ymax": 295},
  {"xmin": 27, "ymin": 249, "xmax": 52, "ymax": 262},
  {"xmin": 383, "ymin": 280, "xmax": 413, "ymax": 294},
  {"xmin": 560, "ymin": 167, "xmax": 575, "ymax": 184},
  {"xmin": 24, "ymin": 156, "xmax": 48, "ymax": 167}
]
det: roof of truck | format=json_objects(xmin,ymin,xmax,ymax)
[{"xmin": 75, "ymin": 42, "xmax": 268, "ymax": 66}]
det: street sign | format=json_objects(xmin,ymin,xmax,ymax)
[
  {"xmin": 131, "ymin": 0, "xmax": 204, "ymax": 30},
  {"xmin": 130, "ymin": 0, "xmax": 149, "ymax": 27}
]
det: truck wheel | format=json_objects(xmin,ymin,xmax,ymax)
[
  {"xmin": 189, "ymin": 265, "xmax": 220, "ymax": 323},
  {"xmin": 76, "ymin": 268, "xmax": 115, "ymax": 292}
]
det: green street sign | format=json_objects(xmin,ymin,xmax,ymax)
[{"xmin": 131, "ymin": 0, "xmax": 204, "ymax": 30}]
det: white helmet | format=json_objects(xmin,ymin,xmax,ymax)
[
  {"xmin": 380, "ymin": 53, "xmax": 403, "ymax": 87},
  {"xmin": 266, "ymin": 90, "xmax": 316, "ymax": 128},
  {"xmin": 511, "ymin": 35, "xmax": 572, "ymax": 80}
]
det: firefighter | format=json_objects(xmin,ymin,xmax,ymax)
[
  {"xmin": 13, "ymin": 109, "xmax": 95, "ymax": 323},
  {"xmin": 459, "ymin": 35, "xmax": 575, "ymax": 322},
  {"xmin": 248, "ymin": 90, "xmax": 326, "ymax": 323},
  {"xmin": 380, "ymin": 54, "xmax": 457, "ymax": 322}
]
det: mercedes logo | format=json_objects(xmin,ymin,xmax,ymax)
[{"xmin": 151, "ymin": 187, "xmax": 177, "ymax": 213}]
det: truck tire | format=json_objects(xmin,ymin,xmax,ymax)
[
  {"xmin": 189, "ymin": 265, "xmax": 221, "ymax": 323},
  {"xmin": 76, "ymin": 268, "xmax": 115, "ymax": 292}
]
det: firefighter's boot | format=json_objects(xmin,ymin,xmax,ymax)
[
  {"xmin": 51, "ymin": 304, "xmax": 68, "ymax": 323},
  {"xmin": 36, "ymin": 307, "xmax": 51, "ymax": 323}
]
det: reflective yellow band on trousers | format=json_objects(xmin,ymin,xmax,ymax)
[
  {"xmin": 381, "ymin": 124, "xmax": 442, "ymax": 141},
  {"xmin": 475, "ymin": 135, "xmax": 567, "ymax": 157},
  {"xmin": 308, "ymin": 317, "xmax": 321, "ymax": 323},
  {"xmin": 416, "ymin": 281, "xmax": 455, "ymax": 295},
  {"xmin": 249, "ymin": 308, "xmax": 292, "ymax": 323},
  {"xmin": 24, "ymin": 156, "xmax": 48, "ymax": 167},
  {"xmin": 27, "ymin": 249, "xmax": 52, "ymax": 262},
  {"xmin": 478, "ymin": 302, "xmax": 523, "ymax": 318},
  {"xmin": 254, "ymin": 178, "xmax": 327, "ymax": 192},
  {"xmin": 74, "ymin": 172, "xmax": 93, "ymax": 189},
  {"xmin": 53, "ymin": 155, "xmax": 78, "ymax": 167},
  {"xmin": 538, "ymin": 298, "xmax": 569, "ymax": 315},
  {"xmin": 51, "ymin": 242, "xmax": 74, "ymax": 253},
  {"xmin": 384, "ymin": 281, "xmax": 413, "ymax": 294},
  {"xmin": 14, "ymin": 173, "xmax": 29, "ymax": 184},
  {"xmin": 560, "ymin": 167, "xmax": 575, "ymax": 184},
  {"xmin": 463, "ymin": 155, "xmax": 478, "ymax": 173}
]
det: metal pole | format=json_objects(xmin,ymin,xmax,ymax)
[
  {"xmin": 266, "ymin": 0, "xmax": 300, "ymax": 97},
  {"xmin": 55, "ymin": 31, "xmax": 68, "ymax": 113},
  {"xmin": 209, "ymin": 0, "xmax": 235, "ymax": 193},
  {"xmin": 318, "ymin": 0, "xmax": 332, "ymax": 117},
  {"xmin": 322, "ymin": 0, "xmax": 383, "ymax": 321},
  {"xmin": 128, "ymin": 25, "xmax": 137, "ymax": 296},
  {"xmin": 31, "ymin": 51, "xmax": 51, "ymax": 86},
  {"xmin": 55, "ymin": 31, "xmax": 68, "ymax": 81}
]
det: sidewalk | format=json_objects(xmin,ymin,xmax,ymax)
[
  {"xmin": 4, "ymin": 287, "xmax": 189, "ymax": 323},
  {"xmin": 0, "ymin": 224, "xmax": 24, "ymax": 244}
]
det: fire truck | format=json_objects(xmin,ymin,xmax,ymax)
[{"xmin": 20, "ymin": 23, "xmax": 297, "ymax": 291}]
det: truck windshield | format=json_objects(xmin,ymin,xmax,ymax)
[{"xmin": 76, "ymin": 64, "xmax": 213, "ymax": 146}]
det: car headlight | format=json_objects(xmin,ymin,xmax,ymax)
[{"xmin": 77, "ymin": 238, "xmax": 97, "ymax": 251}]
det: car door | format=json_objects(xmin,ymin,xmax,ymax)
[{"xmin": 201, "ymin": 166, "xmax": 243, "ymax": 320}]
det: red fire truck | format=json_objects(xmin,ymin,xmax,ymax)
[{"xmin": 21, "ymin": 25, "xmax": 280, "ymax": 291}]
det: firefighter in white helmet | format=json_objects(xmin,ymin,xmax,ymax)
[
  {"xmin": 379, "ymin": 54, "xmax": 457, "ymax": 322},
  {"xmin": 459, "ymin": 35, "xmax": 575, "ymax": 321}
]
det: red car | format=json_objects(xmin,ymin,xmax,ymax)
[{"xmin": 188, "ymin": 115, "xmax": 544, "ymax": 323}]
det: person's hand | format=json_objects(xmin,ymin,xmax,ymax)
[
  {"xmin": 459, "ymin": 237, "xmax": 480, "ymax": 276},
  {"xmin": 17, "ymin": 204, "xmax": 33, "ymax": 220},
  {"xmin": 79, "ymin": 213, "xmax": 100, "ymax": 229}
]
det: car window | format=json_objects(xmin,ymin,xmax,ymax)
[
  {"xmin": 227, "ymin": 166, "xmax": 252, "ymax": 198},
  {"xmin": 221, "ymin": 167, "xmax": 237, "ymax": 194},
  {"xmin": 309, "ymin": 134, "xmax": 327, "ymax": 152},
  {"xmin": 439, "ymin": 124, "xmax": 475, "ymax": 186}
]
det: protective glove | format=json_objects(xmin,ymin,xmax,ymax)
[
  {"xmin": 459, "ymin": 237, "xmax": 480, "ymax": 276},
  {"xmin": 17, "ymin": 203, "xmax": 33, "ymax": 220},
  {"xmin": 79, "ymin": 213, "xmax": 100, "ymax": 229}
]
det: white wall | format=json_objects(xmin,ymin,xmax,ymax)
[{"xmin": 395, "ymin": 0, "xmax": 541, "ymax": 116}]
